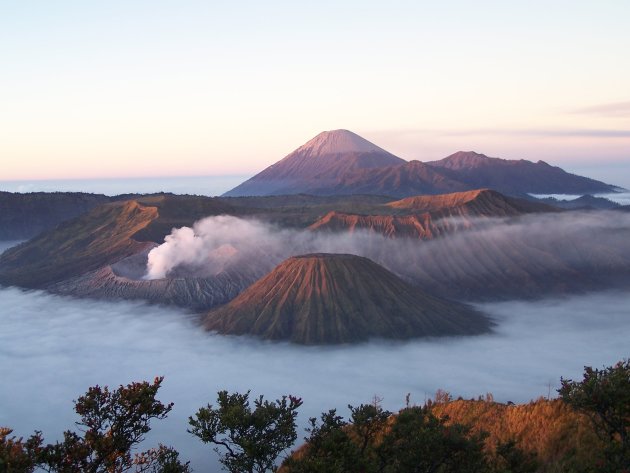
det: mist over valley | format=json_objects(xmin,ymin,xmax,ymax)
[{"xmin": 1, "ymin": 281, "xmax": 629, "ymax": 471}]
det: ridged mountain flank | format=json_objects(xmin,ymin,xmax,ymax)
[
  {"xmin": 308, "ymin": 189, "xmax": 556, "ymax": 239},
  {"xmin": 327, "ymin": 160, "xmax": 469, "ymax": 197},
  {"xmin": 385, "ymin": 189, "xmax": 555, "ymax": 216},
  {"xmin": 204, "ymin": 253, "xmax": 491, "ymax": 344},
  {"xmin": 223, "ymin": 130, "xmax": 405, "ymax": 197}
]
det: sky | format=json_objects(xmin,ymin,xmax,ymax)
[{"xmin": 1, "ymin": 1, "xmax": 629, "ymax": 182}]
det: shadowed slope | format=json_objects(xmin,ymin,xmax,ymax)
[
  {"xmin": 204, "ymin": 253, "xmax": 491, "ymax": 344},
  {"xmin": 0, "ymin": 201, "xmax": 157, "ymax": 288},
  {"xmin": 327, "ymin": 160, "xmax": 468, "ymax": 197}
]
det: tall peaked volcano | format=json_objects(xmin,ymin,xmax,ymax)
[
  {"xmin": 223, "ymin": 130, "xmax": 405, "ymax": 197},
  {"xmin": 204, "ymin": 253, "xmax": 491, "ymax": 344}
]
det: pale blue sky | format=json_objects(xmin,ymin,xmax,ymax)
[{"xmin": 1, "ymin": 1, "xmax": 629, "ymax": 182}]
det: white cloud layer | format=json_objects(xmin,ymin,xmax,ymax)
[{"xmin": 1, "ymin": 286, "xmax": 629, "ymax": 471}]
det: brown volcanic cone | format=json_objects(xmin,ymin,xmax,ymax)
[{"xmin": 204, "ymin": 253, "xmax": 491, "ymax": 344}]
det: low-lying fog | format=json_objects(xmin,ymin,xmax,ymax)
[
  {"xmin": 1, "ymin": 284, "xmax": 629, "ymax": 471},
  {"xmin": 144, "ymin": 212, "xmax": 630, "ymax": 286},
  {"xmin": 531, "ymin": 191, "xmax": 630, "ymax": 205}
]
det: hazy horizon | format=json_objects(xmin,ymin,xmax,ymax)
[
  {"xmin": 0, "ymin": 174, "xmax": 253, "ymax": 197},
  {"xmin": 2, "ymin": 158, "xmax": 630, "ymax": 197}
]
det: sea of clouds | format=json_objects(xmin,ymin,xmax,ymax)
[{"xmin": 1, "ymin": 283, "xmax": 629, "ymax": 471}]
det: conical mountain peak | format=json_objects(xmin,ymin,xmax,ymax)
[
  {"xmin": 222, "ymin": 129, "xmax": 404, "ymax": 197},
  {"xmin": 204, "ymin": 253, "xmax": 491, "ymax": 344},
  {"xmin": 295, "ymin": 129, "xmax": 390, "ymax": 157}
]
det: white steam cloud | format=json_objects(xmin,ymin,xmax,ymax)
[{"xmin": 144, "ymin": 216, "xmax": 289, "ymax": 279}]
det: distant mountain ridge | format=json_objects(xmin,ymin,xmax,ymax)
[
  {"xmin": 223, "ymin": 131, "xmax": 618, "ymax": 197},
  {"xmin": 0, "ymin": 191, "xmax": 112, "ymax": 240},
  {"xmin": 427, "ymin": 151, "xmax": 615, "ymax": 195},
  {"xmin": 385, "ymin": 189, "xmax": 555, "ymax": 215},
  {"xmin": 309, "ymin": 189, "xmax": 556, "ymax": 239}
]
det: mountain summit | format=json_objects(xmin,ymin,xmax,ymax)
[
  {"xmin": 294, "ymin": 129, "xmax": 392, "ymax": 156},
  {"xmin": 222, "ymin": 130, "xmax": 405, "ymax": 197}
]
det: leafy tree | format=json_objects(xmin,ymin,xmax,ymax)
[
  {"xmin": 489, "ymin": 440, "xmax": 538, "ymax": 473},
  {"xmin": 376, "ymin": 406, "xmax": 487, "ymax": 473},
  {"xmin": 0, "ymin": 428, "xmax": 42, "ymax": 473},
  {"xmin": 559, "ymin": 359, "xmax": 630, "ymax": 471},
  {"xmin": 349, "ymin": 403, "xmax": 391, "ymax": 456},
  {"xmin": 38, "ymin": 377, "xmax": 188, "ymax": 473},
  {"xmin": 284, "ymin": 403, "xmax": 487, "ymax": 473},
  {"xmin": 134, "ymin": 445, "xmax": 191, "ymax": 473},
  {"xmin": 282, "ymin": 409, "xmax": 365, "ymax": 473},
  {"xmin": 283, "ymin": 403, "xmax": 392, "ymax": 473},
  {"xmin": 189, "ymin": 390, "xmax": 302, "ymax": 473}
]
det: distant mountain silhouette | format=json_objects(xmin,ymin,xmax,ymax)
[
  {"xmin": 0, "ymin": 191, "xmax": 111, "ymax": 240},
  {"xmin": 427, "ymin": 151, "xmax": 616, "ymax": 195},
  {"xmin": 204, "ymin": 253, "xmax": 491, "ymax": 344},
  {"xmin": 223, "ymin": 130, "xmax": 405, "ymax": 197},
  {"xmin": 223, "ymin": 131, "xmax": 618, "ymax": 197},
  {"xmin": 533, "ymin": 194, "xmax": 620, "ymax": 210}
]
